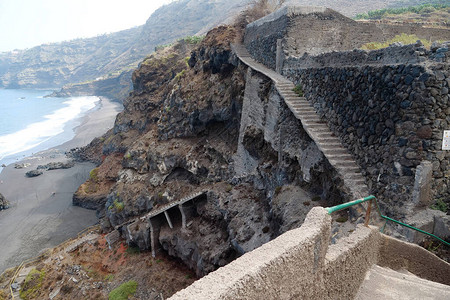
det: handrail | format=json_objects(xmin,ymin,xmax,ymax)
[{"xmin": 326, "ymin": 195, "xmax": 450, "ymax": 247}]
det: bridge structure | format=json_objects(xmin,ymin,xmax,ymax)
[{"xmin": 106, "ymin": 190, "xmax": 207, "ymax": 256}]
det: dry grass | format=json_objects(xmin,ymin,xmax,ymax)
[{"xmin": 361, "ymin": 33, "xmax": 434, "ymax": 50}]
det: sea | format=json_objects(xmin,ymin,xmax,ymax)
[{"xmin": 0, "ymin": 89, "xmax": 98, "ymax": 172}]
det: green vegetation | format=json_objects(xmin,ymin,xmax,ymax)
[
  {"xmin": 125, "ymin": 152, "xmax": 132, "ymax": 160},
  {"xmin": 105, "ymin": 274, "xmax": 115, "ymax": 282},
  {"xmin": 355, "ymin": 2, "xmax": 449, "ymax": 20},
  {"xmin": 183, "ymin": 35, "xmax": 205, "ymax": 44},
  {"xmin": 89, "ymin": 168, "xmax": 99, "ymax": 182},
  {"xmin": 19, "ymin": 269, "xmax": 45, "ymax": 300},
  {"xmin": 155, "ymin": 43, "xmax": 174, "ymax": 51},
  {"xmin": 311, "ymin": 196, "xmax": 321, "ymax": 202},
  {"xmin": 336, "ymin": 216, "xmax": 348, "ymax": 223},
  {"xmin": 174, "ymin": 69, "xmax": 186, "ymax": 81},
  {"xmin": 431, "ymin": 198, "xmax": 448, "ymax": 213},
  {"xmin": 113, "ymin": 199, "xmax": 124, "ymax": 212},
  {"xmin": 293, "ymin": 84, "xmax": 304, "ymax": 97},
  {"xmin": 361, "ymin": 33, "xmax": 432, "ymax": 50},
  {"xmin": 108, "ymin": 280, "xmax": 138, "ymax": 300},
  {"xmin": 126, "ymin": 245, "xmax": 141, "ymax": 255}
]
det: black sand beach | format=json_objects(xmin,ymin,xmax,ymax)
[{"xmin": 0, "ymin": 97, "xmax": 121, "ymax": 273}]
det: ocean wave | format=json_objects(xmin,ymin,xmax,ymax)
[{"xmin": 0, "ymin": 96, "xmax": 98, "ymax": 160}]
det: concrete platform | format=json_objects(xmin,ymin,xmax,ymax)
[{"xmin": 356, "ymin": 265, "xmax": 450, "ymax": 300}]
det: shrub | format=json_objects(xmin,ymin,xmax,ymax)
[
  {"xmin": 336, "ymin": 216, "xmax": 348, "ymax": 223},
  {"xmin": 113, "ymin": 199, "xmax": 124, "ymax": 212},
  {"xmin": 109, "ymin": 280, "xmax": 138, "ymax": 300},
  {"xmin": 183, "ymin": 35, "xmax": 205, "ymax": 44},
  {"xmin": 126, "ymin": 246, "xmax": 140, "ymax": 255},
  {"xmin": 431, "ymin": 198, "xmax": 448, "ymax": 213},
  {"xmin": 293, "ymin": 84, "xmax": 304, "ymax": 97},
  {"xmin": 19, "ymin": 269, "xmax": 45, "ymax": 300},
  {"xmin": 105, "ymin": 274, "xmax": 114, "ymax": 281},
  {"xmin": 89, "ymin": 168, "xmax": 99, "ymax": 182}
]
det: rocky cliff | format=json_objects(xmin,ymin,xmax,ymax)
[
  {"xmin": 72, "ymin": 24, "xmax": 336, "ymax": 276},
  {"xmin": 69, "ymin": 0, "xmax": 450, "ymax": 280}
]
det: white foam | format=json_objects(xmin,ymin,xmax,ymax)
[{"xmin": 0, "ymin": 96, "xmax": 97, "ymax": 160}]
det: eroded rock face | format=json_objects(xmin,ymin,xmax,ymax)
[{"xmin": 74, "ymin": 25, "xmax": 343, "ymax": 276}]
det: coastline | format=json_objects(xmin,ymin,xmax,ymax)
[{"xmin": 0, "ymin": 96, "xmax": 122, "ymax": 273}]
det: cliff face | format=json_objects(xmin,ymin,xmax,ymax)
[{"xmin": 73, "ymin": 25, "xmax": 329, "ymax": 276}]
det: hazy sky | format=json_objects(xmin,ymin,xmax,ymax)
[{"xmin": 0, "ymin": 0, "xmax": 173, "ymax": 52}]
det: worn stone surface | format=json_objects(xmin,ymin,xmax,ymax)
[{"xmin": 412, "ymin": 161, "xmax": 433, "ymax": 208}]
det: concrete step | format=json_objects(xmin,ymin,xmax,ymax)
[
  {"xmin": 340, "ymin": 168, "xmax": 363, "ymax": 176},
  {"xmin": 294, "ymin": 109, "xmax": 316, "ymax": 114},
  {"xmin": 322, "ymin": 148, "xmax": 349, "ymax": 155},
  {"xmin": 291, "ymin": 103, "xmax": 312, "ymax": 108},
  {"xmin": 332, "ymin": 160, "xmax": 359, "ymax": 167},
  {"xmin": 316, "ymin": 137, "xmax": 341, "ymax": 144},
  {"xmin": 300, "ymin": 117, "xmax": 322, "ymax": 123},
  {"xmin": 325, "ymin": 154, "xmax": 354, "ymax": 161},
  {"xmin": 355, "ymin": 265, "xmax": 450, "ymax": 300}
]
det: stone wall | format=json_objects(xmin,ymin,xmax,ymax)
[
  {"xmin": 233, "ymin": 67, "xmax": 345, "ymax": 208},
  {"xmin": 244, "ymin": 5, "xmax": 450, "ymax": 70},
  {"xmin": 284, "ymin": 43, "xmax": 450, "ymax": 216},
  {"xmin": 243, "ymin": 10, "xmax": 289, "ymax": 70}
]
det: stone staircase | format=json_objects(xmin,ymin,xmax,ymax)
[
  {"xmin": 64, "ymin": 233, "xmax": 99, "ymax": 253},
  {"xmin": 356, "ymin": 265, "xmax": 450, "ymax": 299},
  {"xmin": 232, "ymin": 44, "xmax": 369, "ymax": 200}
]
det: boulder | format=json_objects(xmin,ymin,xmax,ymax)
[
  {"xmin": 0, "ymin": 193, "xmax": 9, "ymax": 210},
  {"xmin": 26, "ymin": 169, "xmax": 43, "ymax": 178}
]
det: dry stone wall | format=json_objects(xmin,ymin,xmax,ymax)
[
  {"xmin": 284, "ymin": 43, "xmax": 450, "ymax": 216},
  {"xmin": 244, "ymin": 5, "xmax": 450, "ymax": 71}
]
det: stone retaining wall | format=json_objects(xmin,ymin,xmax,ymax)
[
  {"xmin": 284, "ymin": 44, "xmax": 450, "ymax": 215},
  {"xmin": 244, "ymin": 5, "xmax": 450, "ymax": 71}
]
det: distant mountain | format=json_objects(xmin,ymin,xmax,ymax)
[
  {"xmin": 0, "ymin": 0, "xmax": 422, "ymax": 92},
  {"xmin": 0, "ymin": 0, "xmax": 248, "ymax": 89}
]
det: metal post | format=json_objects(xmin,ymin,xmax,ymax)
[{"xmin": 364, "ymin": 199, "xmax": 372, "ymax": 227}]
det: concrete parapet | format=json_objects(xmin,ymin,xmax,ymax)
[
  {"xmin": 170, "ymin": 207, "xmax": 331, "ymax": 299},
  {"xmin": 324, "ymin": 225, "xmax": 381, "ymax": 299},
  {"xmin": 378, "ymin": 234, "xmax": 450, "ymax": 286},
  {"xmin": 170, "ymin": 206, "xmax": 450, "ymax": 299}
]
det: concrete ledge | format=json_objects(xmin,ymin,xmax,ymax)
[
  {"xmin": 324, "ymin": 225, "xmax": 381, "ymax": 299},
  {"xmin": 170, "ymin": 207, "xmax": 331, "ymax": 299},
  {"xmin": 378, "ymin": 234, "xmax": 450, "ymax": 286},
  {"xmin": 170, "ymin": 205, "xmax": 450, "ymax": 299}
]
